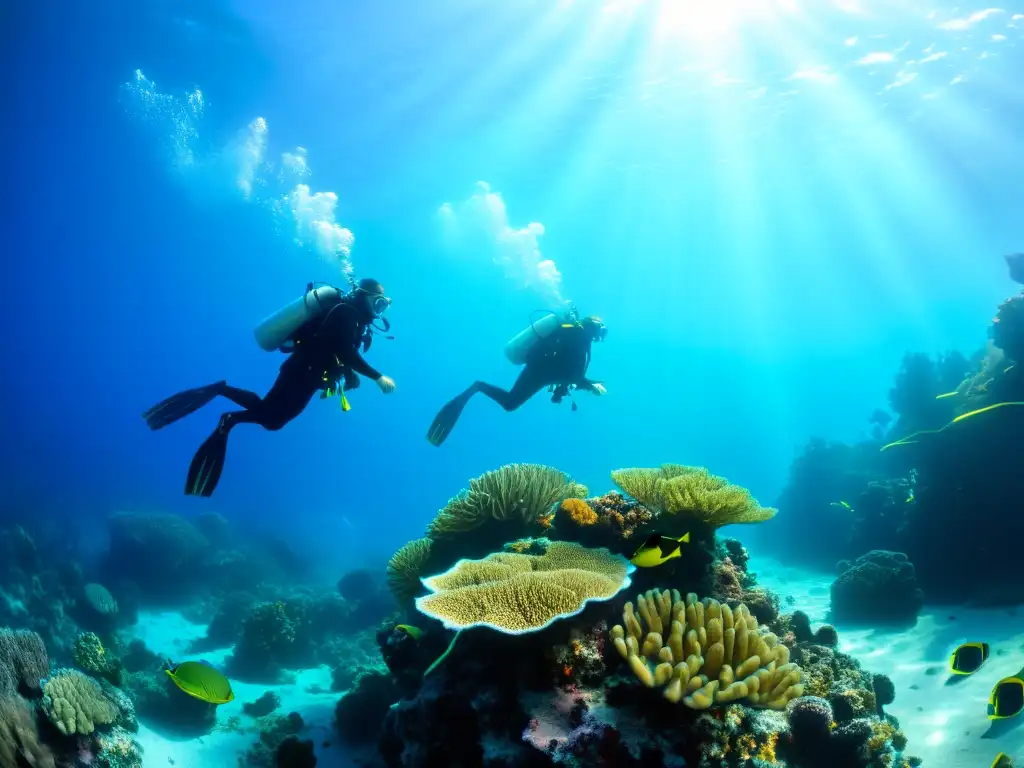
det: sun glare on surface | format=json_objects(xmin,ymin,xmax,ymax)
[{"xmin": 601, "ymin": 0, "xmax": 798, "ymax": 49}]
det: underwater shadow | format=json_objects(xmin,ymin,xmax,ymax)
[{"xmin": 981, "ymin": 716, "xmax": 1024, "ymax": 740}]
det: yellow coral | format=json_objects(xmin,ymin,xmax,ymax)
[
  {"xmin": 415, "ymin": 541, "xmax": 634, "ymax": 634},
  {"xmin": 386, "ymin": 537, "xmax": 433, "ymax": 605},
  {"xmin": 559, "ymin": 498, "xmax": 598, "ymax": 526},
  {"xmin": 427, "ymin": 464, "xmax": 579, "ymax": 538},
  {"xmin": 612, "ymin": 465, "xmax": 775, "ymax": 529},
  {"xmin": 657, "ymin": 469, "xmax": 776, "ymax": 527},
  {"xmin": 611, "ymin": 465, "xmax": 697, "ymax": 507},
  {"xmin": 609, "ymin": 589, "xmax": 803, "ymax": 710},
  {"xmin": 40, "ymin": 669, "xmax": 117, "ymax": 736}
]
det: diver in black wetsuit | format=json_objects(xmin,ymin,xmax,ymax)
[
  {"xmin": 143, "ymin": 278, "xmax": 396, "ymax": 497},
  {"xmin": 426, "ymin": 312, "xmax": 608, "ymax": 447}
]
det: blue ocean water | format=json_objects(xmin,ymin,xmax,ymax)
[{"xmin": 3, "ymin": 0, "xmax": 1022, "ymax": 570}]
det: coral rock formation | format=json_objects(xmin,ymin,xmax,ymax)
[
  {"xmin": 611, "ymin": 589, "xmax": 803, "ymax": 710},
  {"xmin": 415, "ymin": 541, "xmax": 634, "ymax": 634}
]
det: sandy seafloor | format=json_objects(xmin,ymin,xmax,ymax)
[{"xmin": 127, "ymin": 556, "xmax": 1024, "ymax": 768}]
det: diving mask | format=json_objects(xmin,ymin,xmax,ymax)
[{"xmin": 370, "ymin": 294, "xmax": 392, "ymax": 316}]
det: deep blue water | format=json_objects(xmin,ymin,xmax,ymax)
[{"xmin": 3, "ymin": 0, "xmax": 1023, "ymax": 571}]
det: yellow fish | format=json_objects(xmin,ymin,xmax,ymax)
[
  {"xmin": 164, "ymin": 660, "xmax": 234, "ymax": 705},
  {"xmin": 630, "ymin": 533, "xmax": 691, "ymax": 568},
  {"xmin": 949, "ymin": 642, "xmax": 989, "ymax": 675},
  {"xmin": 992, "ymin": 753, "xmax": 1013, "ymax": 768},
  {"xmin": 988, "ymin": 669, "xmax": 1024, "ymax": 720},
  {"xmin": 395, "ymin": 624, "xmax": 423, "ymax": 640}
]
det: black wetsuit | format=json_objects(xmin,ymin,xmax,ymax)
[
  {"xmin": 426, "ymin": 323, "xmax": 602, "ymax": 447},
  {"xmin": 217, "ymin": 300, "xmax": 381, "ymax": 431},
  {"xmin": 474, "ymin": 323, "xmax": 602, "ymax": 411},
  {"xmin": 142, "ymin": 298, "xmax": 381, "ymax": 496}
]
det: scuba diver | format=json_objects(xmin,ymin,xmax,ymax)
[
  {"xmin": 143, "ymin": 278, "xmax": 396, "ymax": 497},
  {"xmin": 426, "ymin": 307, "xmax": 607, "ymax": 447}
]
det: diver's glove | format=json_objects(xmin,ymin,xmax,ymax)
[
  {"xmin": 376, "ymin": 375, "xmax": 396, "ymax": 394},
  {"xmin": 590, "ymin": 382, "xmax": 607, "ymax": 396}
]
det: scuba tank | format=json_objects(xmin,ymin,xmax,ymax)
[
  {"xmin": 504, "ymin": 306, "xmax": 578, "ymax": 365},
  {"xmin": 254, "ymin": 283, "xmax": 344, "ymax": 352}
]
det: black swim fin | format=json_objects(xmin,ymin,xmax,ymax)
[
  {"xmin": 185, "ymin": 428, "xmax": 229, "ymax": 497},
  {"xmin": 426, "ymin": 389, "xmax": 476, "ymax": 447},
  {"xmin": 143, "ymin": 381, "xmax": 226, "ymax": 430}
]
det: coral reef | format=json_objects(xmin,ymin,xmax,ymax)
[
  {"xmin": 73, "ymin": 632, "xmax": 123, "ymax": 686},
  {"xmin": 612, "ymin": 590, "xmax": 803, "ymax": 709},
  {"xmin": 40, "ymin": 668, "xmax": 118, "ymax": 735},
  {"xmin": 0, "ymin": 627, "xmax": 49, "ymax": 695},
  {"xmin": 335, "ymin": 670, "xmax": 400, "ymax": 745},
  {"xmin": 0, "ymin": 693, "xmax": 56, "ymax": 768},
  {"xmin": 830, "ymin": 551, "xmax": 924, "ymax": 626},
  {"xmin": 238, "ymin": 711, "xmax": 305, "ymax": 767},
  {"xmin": 415, "ymin": 541, "xmax": 634, "ymax": 633}
]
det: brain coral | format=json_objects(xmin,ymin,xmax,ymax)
[
  {"xmin": 41, "ymin": 668, "xmax": 118, "ymax": 735},
  {"xmin": 610, "ymin": 589, "xmax": 803, "ymax": 710},
  {"xmin": 415, "ymin": 541, "xmax": 634, "ymax": 634}
]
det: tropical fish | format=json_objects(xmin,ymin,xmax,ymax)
[
  {"xmin": 949, "ymin": 642, "xmax": 989, "ymax": 675},
  {"xmin": 988, "ymin": 669, "xmax": 1024, "ymax": 720},
  {"xmin": 164, "ymin": 659, "xmax": 235, "ymax": 705},
  {"xmin": 992, "ymin": 753, "xmax": 1013, "ymax": 768},
  {"xmin": 630, "ymin": 533, "xmax": 691, "ymax": 568},
  {"xmin": 395, "ymin": 624, "xmax": 423, "ymax": 640}
]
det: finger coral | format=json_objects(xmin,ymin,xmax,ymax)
[
  {"xmin": 612, "ymin": 465, "xmax": 776, "ymax": 529},
  {"xmin": 610, "ymin": 589, "xmax": 803, "ymax": 710},
  {"xmin": 426, "ymin": 464, "xmax": 579, "ymax": 539},
  {"xmin": 415, "ymin": 541, "xmax": 634, "ymax": 634},
  {"xmin": 41, "ymin": 668, "xmax": 118, "ymax": 735},
  {"xmin": 558, "ymin": 498, "xmax": 598, "ymax": 526},
  {"xmin": 386, "ymin": 537, "xmax": 434, "ymax": 606}
]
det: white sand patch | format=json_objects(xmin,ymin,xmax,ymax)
[
  {"xmin": 753, "ymin": 556, "xmax": 1024, "ymax": 767},
  {"xmin": 130, "ymin": 611, "xmax": 366, "ymax": 767}
]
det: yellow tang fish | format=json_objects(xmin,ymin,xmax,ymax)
[{"xmin": 630, "ymin": 533, "xmax": 691, "ymax": 568}]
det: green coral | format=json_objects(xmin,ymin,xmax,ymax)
[
  {"xmin": 41, "ymin": 668, "xmax": 117, "ymax": 735},
  {"xmin": 73, "ymin": 632, "xmax": 123, "ymax": 686},
  {"xmin": 386, "ymin": 537, "xmax": 433, "ymax": 606},
  {"xmin": 426, "ymin": 463, "xmax": 577, "ymax": 538}
]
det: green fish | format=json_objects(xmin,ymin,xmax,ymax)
[
  {"xmin": 164, "ymin": 660, "xmax": 234, "ymax": 705},
  {"xmin": 395, "ymin": 624, "xmax": 423, "ymax": 640},
  {"xmin": 992, "ymin": 753, "xmax": 1013, "ymax": 768},
  {"xmin": 948, "ymin": 642, "xmax": 989, "ymax": 675},
  {"xmin": 830, "ymin": 501, "xmax": 854, "ymax": 512}
]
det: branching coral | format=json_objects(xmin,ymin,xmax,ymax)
[
  {"xmin": 610, "ymin": 590, "xmax": 803, "ymax": 709},
  {"xmin": 415, "ymin": 541, "xmax": 634, "ymax": 634},
  {"xmin": 558, "ymin": 498, "xmax": 598, "ymax": 526},
  {"xmin": 41, "ymin": 668, "xmax": 118, "ymax": 735},
  {"xmin": 426, "ymin": 464, "xmax": 579, "ymax": 539},
  {"xmin": 386, "ymin": 537, "xmax": 433, "ymax": 606},
  {"xmin": 611, "ymin": 465, "xmax": 776, "ymax": 529},
  {"xmin": 610, "ymin": 465, "xmax": 698, "ymax": 508}
]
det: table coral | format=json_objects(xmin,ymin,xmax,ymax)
[
  {"xmin": 415, "ymin": 541, "xmax": 634, "ymax": 634},
  {"xmin": 611, "ymin": 465, "xmax": 777, "ymax": 530},
  {"xmin": 610, "ymin": 589, "xmax": 803, "ymax": 709}
]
